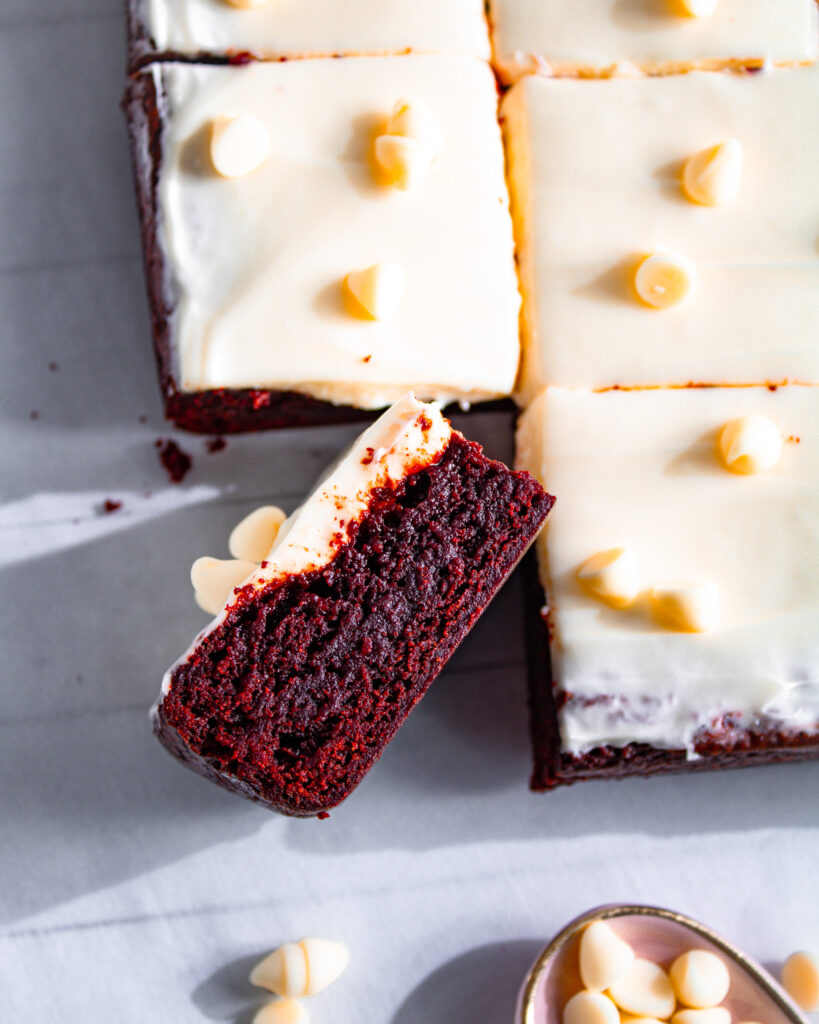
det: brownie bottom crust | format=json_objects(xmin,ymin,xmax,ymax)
[
  {"xmin": 522, "ymin": 555, "xmax": 819, "ymax": 791},
  {"xmin": 155, "ymin": 434, "xmax": 553, "ymax": 816}
]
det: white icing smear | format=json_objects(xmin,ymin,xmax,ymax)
[
  {"xmin": 143, "ymin": 0, "xmax": 491, "ymax": 60},
  {"xmin": 153, "ymin": 57, "xmax": 520, "ymax": 409},
  {"xmin": 516, "ymin": 386, "xmax": 819, "ymax": 755},
  {"xmin": 502, "ymin": 66, "xmax": 819, "ymax": 403},
  {"xmin": 159, "ymin": 394, "xmax": 452, "ymax": 700},
  {"xmin": 489, "ymin": 0, "xmax": 818, "ymax": 79}
]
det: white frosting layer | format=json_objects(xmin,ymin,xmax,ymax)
[
  {"xmin": 489, "ymin": 0, "xmax": 819, "ymax": 80},
  {"xmin": 516, "ymin": 386, "xmax": 819, "ymax": 754},
  {"xmin": 160, "ymin": 393, "xmax": 452, "ymax": 697},
  {"xmin": 501, "ymin": 67, "xmax": 819, "ymax": 405},
  {"xmin": 143, "ymin": 0, "xmax": 490, "ymax": 60},
  {"xmin": 153, "ymin": 57, "xmax": 520, "ymax": 408}
]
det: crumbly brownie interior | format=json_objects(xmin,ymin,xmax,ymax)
[{"xmin": 156, "ymin": 433, "xmax": 553, "ymax": 816}]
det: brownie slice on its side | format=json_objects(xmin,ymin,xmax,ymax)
[{"xmin": 155, "ymin": 399, "xmax": 553, "ymax": 815}]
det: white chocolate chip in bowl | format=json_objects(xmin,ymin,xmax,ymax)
[
  {"xmin": 718, "ymin": 416, "xmax": 782, "ymax": 475},
  {"xmin": 673, "ymin": 1009, "xmax": 732, "ymax": 1024},
  {"xmin": 682, "ymin": 139, "xmax": 743, "ymax": 206},
  {"xmin": 609, "ymin": 959, "xmax": 676, "ymax": 1019},
  {"xmin": 671, "ymin": 950, "xmax": 731, "ymax": 1008},
  {"xmin": 564, "ymin": 991, "xmax": 621, "ymax": 1024},
  {"xmin": 210, "ymin": 113, "xmax": 270, "ymax": 178},
  {"xmin": 229, "ymin": 505, "xmax": 287, "ymax": 562},
  {"xmin": 344, "ymin": 263, "xmax": 405, "ymax": 321},
  {"xmin": 516, "ymin": 905, "xmax": 810, "ymax": 1024},
  {"xmin": 191, "ymin": 556, "xmax": 257, "ymax": 615},
  {"xmin": 577, "ymin": 549, "xmax": 640, "ymax": 610},
  {"xmin": 634, "ymin": 252, "xmax": 696, "ymax": 310}
]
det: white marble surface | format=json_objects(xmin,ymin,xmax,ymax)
[{"xmin": 1, "ymin": 4, "xmax": 817, "ymax": 1021}]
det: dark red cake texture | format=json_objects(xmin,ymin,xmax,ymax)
[
  {"xmin": 155, "ymin": 432, "xmax": 554, "ymax": 816},
  {"xmin": 522, "ymin": 556, "xmax": 819, "ymax": 790}
]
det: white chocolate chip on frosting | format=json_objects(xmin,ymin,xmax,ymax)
[
  {"xmin": 673, "ymin": 1009, "xmax": 731, "ymax": 1024},
  {"xmin": 579, "ymin": 921, "xmax": 636, "ymax": 991},
  {"xmin": 679, "ymin": 0, "xmax": 719, "ymax": 17},
  {"xmin": 253, "ymin": 1000, "xmax": 309, "ymax": 1024},
  {"xmin": 250, "ymin": 938, "xmax": 350, "ymax": 999},
  {"xmin": 682, "ymin": 139, "xmax": 742, "ymax": 206},
  {"xmin": 577, "ymin": 548, "xmax": 640, "ymax": 609},
  {"xmin": 670, "ymin": 950, "xmax": 731, "ymax": 1008},
  {"xmin": 344, "ymin": 263, "xmax": 405, "ymax": 320},
  {"xmin": 374, "ymin": 134, "xmax": 433, "ymax": 190},
  {"xmin": 564, "ymin": 991, "xmax": 621, "ymax": 1024},
  {"xmin": 781, "ymin": 951, "xmax": 819, "ymax": 1011},
  {"xmin": 635, "ymin": 251, "xmax": 696, "ymax": 310},
  {"xmin": 229, "ymin": 505, "xmax": 287, "ymax": 562},
  {"xmin": 191, "ymin": 556, "xmax": 257, "ymax": 615},
  {"xmin": 651, "ymin": 582, "xmax": 720, "ymax": 633},
  {"xmin": 608, "ymin": 958, "xmax": 677, "ymax": 1019},
  {"xmin": 210, "ymin": 113, "xmax": 270, "ymax": 178},
  {"xmin": 224, "ymin": 0, "xmax": 269, "ymax": 7},
  {"xmin": 386, "ymin": 97, "xmax": 443, "ymax": 157},
  {"xmin": 718, "ymin": 415, "xmax": 782, "ymax": 475}
]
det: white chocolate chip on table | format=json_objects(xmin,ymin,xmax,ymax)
[
  {"xmin": 576, "ymin": 549, "xmax": 640, "ymax": 610},
  {"xmin": 718, "ymin": 416, "xmax": 782, "ymax": 475},
  {"xmin": 344, "ymin": 263, "xmax": 405, "ymax": 320},
  {"xmin": 250, "ymin": 938, "xmax": 350, "ymax": 998},
  {"xmin": 229, "ymin": 505, "xmax": 286, "ymax": 562},
  {"xmin": 210, "ymin": 113, "xmax": 270, "ymax": 178},
  {"xmin": 191, "ymin": 556, "xmax": 257, "ymax": 615},
  {"xmin": 682, "ymin": 139, "xmax": 743, "ymax": 207},
  {"xmin": 634, "ymin": 251, "xmax": 697, "ymax": 310},
  {"xmin": 253, "ymin": 1000, "xmax": 309, "ymax": 1024},
  {"xmin": 781, "ymin": 951, "xmax": 819, "ymax": 1011}
]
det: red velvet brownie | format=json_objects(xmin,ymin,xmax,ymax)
[
  {"xmin": 154, "ymin": 396, "xmax": 553, "ymax": 815},
  {"xmin": 123, "ymin": 57, "xmax": 520, "ymax": 434},
  {"xmin": 516, "ymin": 387, "xmax": 819, "ymax": 790}
]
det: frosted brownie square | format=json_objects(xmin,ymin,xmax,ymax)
[
  {"xmin": 128, "ymin": 0, "xmax": 490, "ymax": 70},
  {"xmin": 501, "ymin": 67, "xmax": 819, "ymax": 406},
  {"xmin": 124, "ymin": 55, "xmax": 521, "ymax": 432},
  {"xmin": 489, "ymin": 0, "xmax": 818, "ymax": 82},
  {"xmin": 516, "ymin": 385, "xmax": 819, "ymax": 788}
]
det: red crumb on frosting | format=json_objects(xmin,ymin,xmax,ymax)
[
  {"xmin": 155, "ymin": 439, "xmax": 193, "ymax": 484},
  {"xmin": 361, "ymin": 447, "xmax": 376, "ymax": 466}
]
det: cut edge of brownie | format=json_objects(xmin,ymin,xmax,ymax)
[
  {"xmin": 122, "ymin": 65, "xmax": 515, "ymax": 434},
  {"xmin": 155, "ymin": 432, "xmax": 554, "ymax": 816},
  {"xmin": 521, "ymin": 554, "xmax": 819, "ymax": 791}
]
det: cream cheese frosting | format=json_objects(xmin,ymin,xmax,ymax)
[
  {"xmin": 515, "ymin": 385, "xmax": 819, "ymax": 754},
  {"xmin": 160, "ymin": 393, "xmax": 452, "ymax": 697},
  {"xmin": 140, "ymin": 0, "xmax": 490, "ymax": 62},
  {"xmin": 489, "ymin": 0, "xmax": 819, "ymax": 81},
  {"xmin": 152, "ymin": 56, "xmax": 521, "ymax": 409},
  {"xmin": 501, "ymin": 67, "xmax": 819, "ymax": 405}
]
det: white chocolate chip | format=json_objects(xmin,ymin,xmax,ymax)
[
  {"xmin": 344, "ymin": 263, "xmax": 405, "ymax": 320},
  {"xmin": 253, "ymin": 1000, "xmax": 309, "ymax": 1024},
  {"xmin": 580, "ymin": 921, "xmax": 636, "ymax": 991},
  {"xmin": 682, "ymin": 139, "xmax": 743, "ymax": 206},
  {"xmin": 210, "ymin": 114, "xmax": 270, "ymax": 178},
  {"xmin": 650, "ymin": 582, "xmax": 720, "ymax": 633},
  {"xmin": 673, "ymin": 1010, "xmax": 731, "ymax": 1024},
  {"xmin": 577, "ymin": 549, "xmax": 640, "ymax": 609},
  {"xmin": 386, "ymin": 97, "xmax": 443, "ymax": 157},
  {"xmin": 608, "ymin": 959, "xmax": 676, "ymax": 1020},
  {"xmin": 718, "ymin": 415, "xmax": 782, "ymax": 475},
  {"xmin": 781, "ymin": 951, "xmax": 819, "ymax": 1011},
  {"xmin": 190, "ymin": 557, "xmax": 257, "ymax": 615},
  {"xmin": 229, "ymin": 505, "xmax": 287, "ymax": 562},
  {"xmin": 374, "ymin": 134, "xmax": 433, "ymax": 190},
  {"xmin": 679, "ymin": 0, "xmax": 719, "ymax": 17},
  {"xmin": 670, "ymin": 951, "xmax": 731, "ymax": 1008},
  {"xmin": 564, "ymin": 991, "xmax": 621, "ymax": 1024},
  {"xmin": 250, "ymin": 939, "xmax": 349, "ymax": 998},
  {"xmin": 635, "ymin": 252, "xmax": 696, "ymax": 310}
]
